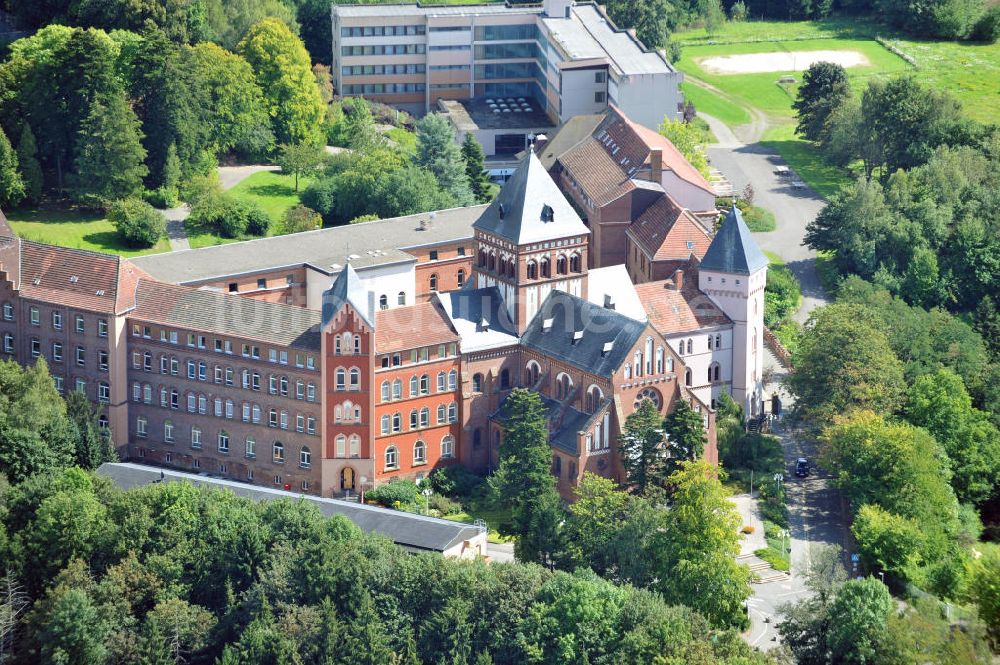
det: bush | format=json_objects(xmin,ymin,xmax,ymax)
[
  {"xmin": 971, "ymin": 4, "xmax": 1000, "ymax": 41},
  {"xmin": 430, "ymin": 466, "xmax": 482, "ymax": 497},
  {"xmin": 189, "ymin": 193, "xmax": 253, "ymax": 238},
  {"xmin": 244, "ymin": 203, "xmax": 270, "ymax": 236},
  {"xmin": 428, "ymin": 494, "xmax": 462, "ymax": 515},
  {"xmin": 281, "ymin": 204, "xmax": 321, "ymax": 235},
  {"xmin": 145, "ymin": 186, "xmax": 178, "ymax": 209},
  {"xmin": 349, "ymin": 213, "xmax": 379, "ymax": 224},
  {"xmin": 765, "ymin": 264, "xmax": 802, "ymax": 327},
  {"xmin": 108, "ymin": 198, "xmax": 165, "ymax": 248},
  {"xmin": 366, "ymin": 480, "xmax": 419, "ymax": 508}
]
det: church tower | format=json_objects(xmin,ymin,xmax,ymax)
[
  {"xmin": 697, "ymin": 206, "xmax": 768, "ymax": 417},
  {"xmin": 472, "ymin": 152, "xmax": 591, "ymax": 335}
]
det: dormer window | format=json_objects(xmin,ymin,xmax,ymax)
[
  {"xmin": 571, "ymin": 330, "xmax": 583, "ymax": 345},
  {"xmin": 542, "ymin": 317, "xmax": 554, "ymax": 332},
  {"xmin": 541, "ymin": 204, "xmax": 554, "ymax": 222},
  {"xmin": 498, "ymin": 203, "xmax": 506, "ymax": 220}
]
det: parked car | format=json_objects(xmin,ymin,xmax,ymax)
[{"xmin": 795, "ymin": 458, "xmax": 809, "ymax": 477}]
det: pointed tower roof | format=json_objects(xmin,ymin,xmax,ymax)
[
  {"xmin": 699, "ymin": 206, "xmax": 768, "ymax": 275},
  {"xmin": 321, "ymin": 263, "xmax": 374, "ymax": 328},
  {"xmin": 473, "ymin": 151, "xmax": 589, "ymax": 245}
]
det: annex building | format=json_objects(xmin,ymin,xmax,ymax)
[
  {"xmin": 0, "ymin": 117, "xmax": 765, "ymax": 501},
  {"xmin": 331, "ymin": 0, "xmax": 684, "ymax": 157}
]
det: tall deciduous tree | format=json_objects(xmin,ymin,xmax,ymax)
[
  {"xmin": 276, "ymin": 142, "xmax": 325, "ymax": 192},
  {"xmin": 16, "ymin": 124, "xmax": 43, "ymax": 205},
  {"xmin": 662, "ymin": 399, "xmax": 707, "ymax": 466},
  {"xmin": 73, "ymin": 92, "xmax": 148, "ymax": 202},
  {"xmin": 658, "ymin": 118, "xmax": 710, "ymax": 177},
  {"xmin": 239, "ymin": 18, "xmax": 325, "ymax": 146},
  {"xmin": 618, "ymin": 399, "xmax": 668, "ymax": 493},
  {"xmin": 0, "ymin": 127, "xmax": 24, "ymax": 208},
  {"xmin": 793, "ymin": 61, "xmax": 850, "ymax": 143},
  {"xmin": 414, "ymin": 113, "xmax": 473, "ymax": 206}
]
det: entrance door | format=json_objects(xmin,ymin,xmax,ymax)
[{"xmin": 341, "ymin": 467, "xmax": 355, "ymax": 492}]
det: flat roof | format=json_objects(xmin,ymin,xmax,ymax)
[
  {"xmin": 131, "ymin": 205, "xmax": 486, "ymax": 285},
  {"xmin": 440, "ymin": 97, "xmax": 556, "ymax": 133},
  {"xmin": 543, "ymin": 4, "xmax": 673, "ymax": 77},
  {"xmin": 97, "ymin": 463, "xmax": 485, "ymax": 554},
  {"xmin": 334, "ymin": 3, "xmax": 538, "ymax": 18}
]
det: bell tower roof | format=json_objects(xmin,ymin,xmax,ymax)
[
  {"xmin": 321, "ymin": 263, "xmax": 374, "ymax": 328},
  {"xmin": 473, "ymin": 151, "xmax": 589, "ymax": 246},
  {"xmin": 699, "ymin": 205, "xmax": 768, "ymax": 276}
]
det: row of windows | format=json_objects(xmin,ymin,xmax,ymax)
[
  {"xmin": 131, "ymin": 324, "xmax": 316, "ymax": 369},
  {"xmin": 130, "ymin": 383, "xmax": 317, "ymax": 434},
  {"xmin": 341, "ymin": 25, "xmax": 425, "ymax": 37},
  {"xmin": 429, "ymin": 44, "xmax": 470, "ymax": 51},
  {"xmin": 341, "ymin": 64, "xmax": 426, "ymax": 76},
  {"xmin": 135, "ymin": 419, "xmax": 312, "ymax": 467},
  {"xmin": 342, "ymin": 83, "xmax": 426, "ymax": 95},
  {"xmin": 474, "ymin": 42, "xmax": 539, "ymax": 61},
  {"xmin": 378, "ymin": 343, "xmax": 458, "ymax": 369},
  {"xmin": 380, "ymin": 370, "xmax": 457, "ymax": 402},
  {"xmin": 477, "ymin": 250, "xmax": 582, "ymax": 279},
  {"xmin": 341, "ymin": 44, "xmax": 426, "ymax": 56},
  {"xmin": 137, "ymin": 448, "xmax": 312, "ymax": 491},
  {"xmin": 623, "ymin": 338, "xmax": 672, "ymax": 381},
  {"xmin": 131, "ymin": 351, "xmax": 317, "ymax": 401},
  {"xmin": 384, "ymin": 436, "xmax": 455, "ymax": 470},
  {"xmin": 430, "ymin": 83, "xmax": 467, "ymax": 90},
  {"xmin": 429, "ymin": 64, "xmax": 469, "ymax": 71},
  {"xmin": 473, "ymin": 24, "xmax": 538, "ymax": 42},
  {"xmin": 10, "ymin": 304, "xmax": 109, "ymax": 336},
  {"xmin": 474, "ymin": 62, "xmax": 546, "ymax": 83},
  {"xmin": 24, "ymin": 338, "xmax": 108, "ymax": 371},
  {"xmin": 379, "ymin": 403, "xmax": 458, "ymax": 435}
]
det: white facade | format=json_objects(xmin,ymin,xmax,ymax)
[
  {"xmin": 697, "ymin": 267, "xmax": 767, "ymax": 416},
  {"xmin": 666, "ymin": 326, "xmax": 735, "ymax": 409},
  {"xmin": 307, "ymin": 261, "xmax": 417, "ymax": 313}
]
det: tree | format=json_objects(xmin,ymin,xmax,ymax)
[
  {"xmin": 109, "ymin": 198, "xmax": 165, "ymax": 248},
  {"xmin": 0, "ymin": 127, "xmax": 24, "ymax": 208},
  {"xmin": 603, "ymin": 0, "xmax": 676, "ymax": 48},
  {"xmin": 339, "ymin": 97, "xmax": 380, "ymax": 151},
  {"xmin": 967, "ymin": 545, "xmax": 1000, "ymax": 648},
  {"xmin": 794, "ymin": 61, "xmax": 850, "ymax": 143},
  {"xmin": 619, "ymin": 399, "xmax": 668, "ymax": 493},
  {"xmin": 276, "ymin": 142, "xmax": 325, "ymax": 192},
  {"xmin": 654, "ymin": 461, "xmax": 751, "ymax": 629},
  {"xmin": 64, "ymin": 390, "xmax": 116, "ymax": 470},
  {"xmin": 414, "ymin": 113, "xmax": 473, "ymax": 205},
  {"xmin": 239, "ymin": 18, "xmax": 325, "ymax": 146},
  {"xmin": 73, "ymin": 92, "xmax": 148, "ymax": 203},
  {"xmin": 657, "ymin": 118, "xmax": 710, "ymax": 177},
  {"xmin": 139, "ymin": 598, "xmax": 215, "ymax": 665},
  {"xmin": 805, "ymin": 179, "xmax": 894, "ymax": 279},
  {"xmin": 905, "ymin": 369, "xmax": 1000, "ymax": 505},
  {"xmin": 15, "ymin": 125, "xmax": 41, "ymax": 205},
  {"xmin": 280, "ymin": 204, "xmax": 322, "ymax": 235},
  {"xmin": 787, "ymin": 303, "xmax": 906, "ymax": 422},
  {"xmin": 827, "ymin": 578, "xmax": 893, "ymax": 664},
  {"xmin": 461, "ymin": 133, "xmax": 494, "ymax": 204},
  {"xmin": 662, "ymin": 399, "xmax": 707, "ymax": 466},
  {"xmin": 489, "ymin": 388, "xmax": 563, "ymax": 565},
  {"xmin": 973, "ymin": 295, "xmax": 1000, "ymax": 360},
  {"xmin": 38, "ymin": 588, "xmax": 108, "ymax": 665},
  {"xmin": 699, "ymin": 0, "xmax": 725, "ymax": 34}
]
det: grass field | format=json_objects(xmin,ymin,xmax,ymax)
[{"xmin": 7, "ymin": 205, "xmax": 170, "ymax": 257}]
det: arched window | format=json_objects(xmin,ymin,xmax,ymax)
[
  {"xmin": 540, "ymin": 256, "xmax": 550, "ymax": 278},
  {"xmin": 634, "ymin": 351, "xmax": 642, "ymax": 378},
  {"xmin": 585, "ymin": 385, "xmax": 603, "ymax": 413},
  {"xmin": 409, "ymin": 375, "xmax": 418, "ymax": 397},
  {"xmin": 707, "ymin": 336, "xmax": 713, "ymax": 350},
  {"xmin": 525, "ymin": 360, "xmax": 540, "ymax": 385},
  {"xmin": 506, "ymin": 260, "xmax": 514, "ymax": 278},
  {"xmin": 553, "ymin": 455, "xmax": 562, "ymax": 476},
  {"xmin": 300, "ymin": 446, "xmax": 311, "ymax": 468},
  {"xmin": 498, "ymin": 257, "xmax": 507, "ymax": 276},
  {"xmin": 437, "ymin": 404, "xmax": 446, "ymax": 424},
  {"xmin": 488, "ymin": 252, "xmax": 496, "ymax": 272},
  {"xmin": 385, "ymin": 446, "xmax": 398, "ymax": 470},
  {"xmin": 624, "ymin": 364, "xmax": 632, "ymax": 380},
  {"xmin": 556, "ymin": 373, "xmax": 573, "ymax": 400},
  {"xmin": 448, "ymin": 369, "xmax": 457, "ymax": 390},
  {"xmin": 712, "ymin": 363, "xmax": 721, "ymax": 382},
  {"xmin": 349, "ymin": 368, "xmax": 360, "ymax": 389},
  {"xmin": 392, "ymin": 379, "xmax": 402, "ymax": 399},
  {"xmin": 410, "ymin": 409, "xmax": 419, "ymax": 430},
  {"xmin": 392, "ymin": 412, "xmax": 401, "ymax": 432},
  {"xmin": 527, "ymin": 260, "xmax": 537, "ymax": 280},
  {"xmin": 380, "ymin": 414, "xmax": 390, "ymax": 434},
  {"xmin": 429, "ymin": 273, "xmax": 438, "ymax": 291},
  {"xmin": 472, "ymin": 373, "xmax": 483, "ymax": 392},
  {"xmin": 335, "ymin": 368, "xmax": 345, "ymax": 390},
  {"xmin": 420, "ymin": 374, "xmax": 429, "ymax": 394},
  {"xmin": 686, "ymin": 339, "xmax": 693, "ymax": 354},
  {"xmin": 334, "ymin": 336, "xmax": 342, "ymax": 355},
  {"xmin": 381, "ymin": 380, "xmax": 390, "ymax": 402},
  {"xmin": 570, "ymin": 253, "xmax": 582, "ymax": 273},
  {"xmin": 273, "ymin": 441, "xmax": 284, "ymax": 463},
  {"xmin": 667, "ymin": 356, "xmax": 674, "ymax": 372},
  {"xmin": 500, "ymin": 368, "xmax": 510, "ymax": 389},
  {"xmin": 419, "ymin": 407, "xmax": 429, "ymax": 427},
  {"xmin": 655, "ymin": 347, "xmax": 664, "ymax": 373},
  {"xmin": 379, "ymin": 294, "xmax": 388, "ymax": 309},
  {"xmin": 645, "ymin": 337, "xmax": 653, "ymax": 375},
  {"xmin": 478, "ymin": 249, "xmax": 487, "ymax": 267},
  {"xmin": 708, "ymin": 365, "xmax": 714, "ymax": 383},
  {"xmin": 685, "ymin": 368, "xmax": 692, "ymax": 386},
  {"xmin": 457, "ymin": 269, "xmax": 465, "ymax": 287},
  {"xmin": 448, "ymin": 402, "xmax": 457, "ymax": 422},
  {"xmin": 336, "ymin": 434, "xmax": 346, "ymax": 457},
  {"xmin": 398, "ymin": 291, "xmax": 406, "ymax": 305},
  {"xmin": 413, "ymin": 440, "xmax": 426, "ymax": 464},
  {"xmin": 349, "ymin": 435, "xmax": 360, "ymax": 457},
  {"xmin": 441, "ymin": 435, "xmax": 455, "ymax": 459},
  {"xmin": 556, "ymin": 255, "xmax": 567, "ymax": 275}
]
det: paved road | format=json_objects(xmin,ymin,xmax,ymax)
[
  {"xmin": 217, "ymin": 164, "xmax": 280, "ymax": 191},
  {"xmin": 702, "ymin": 113, "xmax": 829, "ymax": 323}
]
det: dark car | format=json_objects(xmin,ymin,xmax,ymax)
[{"xmin": 795, "ymin": 458, "xmax": 809, "ymax": 478}]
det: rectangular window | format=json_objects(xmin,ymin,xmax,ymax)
[
  {"xmin": 136, "ymin": 417, "xmax": 147, "ymax": 437},
  {"xmin": 98, "ymin": 319, "xmax": 107, "ymax": 337},
  {"xmin": 52, "ymin": 343, "xmax": 62, "ymax": 362},
  {"xmin": 53, "ymin": 376, "xmax": 63, "ymax": 393},
  {"xmin": 164, "ymin": 422, "xmax": 174, "ymax": 442},
  {"xmin": 30, "ymin": 338, "xmax": 39, "ymax": 358},
  {"xmin": 75, "ymin": 346, "xmax": 85, "ymax": 367},
  {"xmin": 99, "ymin": 350, "xmax": 108, "ymax": 371},
  {"xmin": 306, "ymin": 416, "xmax": 315, "ymax": 434},
  {"xmin": 75, "ymin": 378, "xmax": 86, "ymax": 393},
  {"xmin": 75, "ymin": 315, "xmax": 85, "ymax": 333},
  {"xmin": 2, "ymin": 303, "xmax": 12, "ymax": 321},
  {"xmin": 29, "ymin": 307, "xmax": 39, "ymax": 326},
  {"xmin": 595, "ymin": 91, "xmax": 606, "ymax": 103},
  {"xmin": 98, "ymin": 382, "xmax": 109, "ymax": 403},
  {"xmin": 191, "ymin": 427, "xmax": 202, "ymax": 448},
  {"xmin": 3, "ymin": 333, "xmax": 13, "ymax": 353},
  {"xmin": 296, "ymin": 414, "xmax": 304, "ymax": 432}
]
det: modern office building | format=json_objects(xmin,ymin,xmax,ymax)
[{"xmin": 331, "ymin": 0, "xmax": 685, "ymax": 151}]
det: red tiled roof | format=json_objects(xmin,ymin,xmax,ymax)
[
  {"xmin": 628, "ymin": 194, "xmax": 713, "ymax": 261},
  {"xmin": 619, "ymin": 110, "xmax": 715, "ymax": 195},
  {"xmin": 18, "ymin": 241, "xmax": 136, "ymax": 314},
  {"xmin": 635, "ymin": 280, "xmax": 731, "ymax": 335},
  {"xmin": 132, "ymin": 279, "xmax": 321, "ymax": 349},
  {"xmin": 374, "ymin": 300, "xmax": 459, "ymax": 353},
  {"xmin": 558, "ymin": 139, "xmax": 636, "ymax": 207}
]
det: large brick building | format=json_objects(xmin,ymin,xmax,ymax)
[{"xmin": 0, "ymin": 138, "xmax": 764, "ymax": 500}]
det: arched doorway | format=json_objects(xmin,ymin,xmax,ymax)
[{"xmin": 341, "ymin": 466, "xmax": 356, "ymax": 492}]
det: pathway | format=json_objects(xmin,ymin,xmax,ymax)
[{"xmin": 161, "ymin": 165, "xmax": 281, "ymax": 252}]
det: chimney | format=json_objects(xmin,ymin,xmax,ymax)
[
  {"xmin": 533, "ymin": 133, "xmax": 549, "ymax": 154},
  {"xmin": 603, "ymin": 293, "xmax": 615, "ymax": 310},
  {"xmin": 649, "ymin": 148, "xmax": 663, "ymax": 183},
  {"xmin": 673, "ymin": 269, "xmax": 684, "ymax": 290}
]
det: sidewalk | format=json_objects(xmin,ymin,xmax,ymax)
[{"xmin": 732, "ymin": 492, "xmax": 767, "ymax": 556}]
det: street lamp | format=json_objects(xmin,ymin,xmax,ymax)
[
  {"xmin": 359, "ymin": 475, "xmax": 368, "ymax": 504},
  {"xmin": 422, "ymin": 487, "xmax": 432, "ymax": 516}
]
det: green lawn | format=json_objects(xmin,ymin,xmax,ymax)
[
  {"xmin": 681, "ymin": 82, "xmax": 752, "ymax": 127},
  {"xmin": 7, "ymin": 205, "xmax": 170, "ymax": 257},
  {"xmin": 760, "ymin": 123, "xmax": 854, "ymax": 198}
]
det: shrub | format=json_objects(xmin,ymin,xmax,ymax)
[
  {"xmin": 765, "ymin": 264, "xmax": 802, "ymax": 326},
  {"xmin": 349, "ymin": 213, "xmax": 379, "ymax": 224},
  {"xmin": 145, "ymin": 186, "xmax": 179, "ymax": 209},
  {"xmin": 281, "ymin": 204, "xmax": 322, "ymax": 235},
  {"xmin": 189, "ymin": 193, "xmax": 251, "ymax": 238},
  {"xmin": 366, "ymin": 480, "xmax": 419, "ymax": 508},
  {"xmin": 429, "ymin": 494, "xmax": 462, "ymax": 515},
  {"xmin": 108, "ymin": 198, "xmax": 165, "ymax": 248},
  {"xmin": 244, "ymin": 202, "xmax": 270, "ymax": 236},
  {"xmin": 741, "ymin": 525, "xmax": 755, "ymax": 534},
  {"xmin": 430, "ymin": 466, "xmax": 482, "ymax": 497},
  {"xmin": 971, "ymin": 5, "xmax": 1000, "ymax": 41}
]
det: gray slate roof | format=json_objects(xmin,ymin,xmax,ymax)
[
  {"xmin": 490, "ymin": 393, "xmax": 597, "ymax": 456},
  {"xmin": 131, "ymin": 205, "xmax": 485, "ymax": 285},
  {"xmin": 438, "ymin": 286, "xmax": 519, "ymax": 353},
  {"xmin": 322, "ymin": 263, "xmax": 375, "ymax": 328},
  {"xmin": 699, "ymin": 206, "xmax": 769, "ymax": 276},
  {"xmin": 97, "ymin": 463, "xmax": 484, "ymax": 554},
  {"xmin": 473, "ymin": 152, "xmax": 589, "ymax": 245},
  {"xmin": 521, "ymin": 290, "xmax": 647, "ymax": 378}
]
